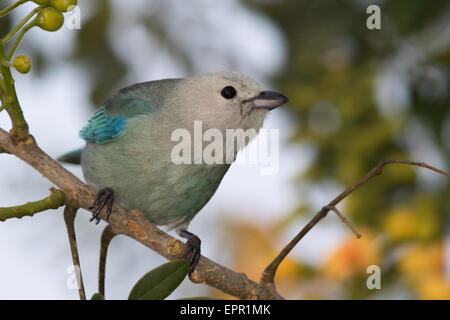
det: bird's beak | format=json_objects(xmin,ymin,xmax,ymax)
[{"xmin": 247, "ymin": 91, "xmax": 288, "ymax": 110}]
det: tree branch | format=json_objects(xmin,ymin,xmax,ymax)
[
  {"xmin": 98, "ymin": 225, "xmax": 118, "ymax": 297},
  {"xmin": 0, "ymin": 187, "xmax": 65, "ymax": 221},
  {"xmin": 63, "ymin": 200, "xmax": 86, "ymax": 300},
  {"xmin": 0, "ymin": 128, "xmax": 283, "ymax": 300},
  {"xmin": 260, "ymin": 159, "xmax": 450, "ymax": 285},
  {"xmin": 0, "ymin": 43, "xmax": 29, "ymax": 141}
]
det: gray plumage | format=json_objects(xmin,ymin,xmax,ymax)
[{"xmin": 63, "ymin": 72, "xmax": 287, "ymax": 233}]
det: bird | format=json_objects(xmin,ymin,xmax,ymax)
[{"xmin": 59, "ymin": 71, "xmax": 288, "ymax": 271}]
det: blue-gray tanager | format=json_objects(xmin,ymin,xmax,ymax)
[{"xmin": 60, "ymin": 71, "xmax": 287, "ymax": 270}]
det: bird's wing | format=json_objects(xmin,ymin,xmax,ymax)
[
  {"xmin": 79, "ymin": 78, "xmax": 182, "ymax": 145},
  {"xmin": 79, "ymin": 106, "xmax": 127, "ymax": 144}
]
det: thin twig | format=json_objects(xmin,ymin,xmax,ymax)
[
  {"xmin": 260, "ymin": 159, "xmax": 450, "ymax": 285},
  {"xmin": 7, "ymin": 23, "xmax": 34, "ymax": 60},
  {"xmin": 63, "ymin": 200, "xmax": 86, "ymax": 300},
  {"xmin": 98, "ymin": 225, "xmax": 118, "ymax": 297},
  {"xmin": 1, "ymin": 5, "xmax": 44, "ymax": 46},
  {"xmin": 325, "ymin": 205, "xmax": 361, "ymax": 239},
  {"xmin": 0, "ymin": 188, "xmax": 65, "ymax": 221},
  {"xmin": 0, "ymin": 0, "xmax": 27, "ymax": 18}
]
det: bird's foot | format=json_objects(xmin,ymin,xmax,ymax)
[
  {"xmin": 89, "ymin": 187, "xmax": 114, "ymax": 224},
  {"xmin": 180, "ymin": 229, "xmax": 201, "ymax": 274}
]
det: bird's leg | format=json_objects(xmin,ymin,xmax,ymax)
[
  {"xmin": 89, "ymin": 187, "xmax": 114, "ymax": 224},
  {"xmin": 179, "ymin": 229, "xmax": 201, "ymax": 273}
]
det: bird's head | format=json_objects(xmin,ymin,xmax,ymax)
[{"xmin": 173, "ymin": 71, "xmax": 288, "ymax": 132}]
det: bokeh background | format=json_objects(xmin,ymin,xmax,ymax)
[{"xmin": 0, "ymin": 0, "xmax": 449, "ymax": 299}]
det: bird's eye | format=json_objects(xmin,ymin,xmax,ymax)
[{"xmin": 221, "ymin": 86, "xmax": 237, "ymax": 99}]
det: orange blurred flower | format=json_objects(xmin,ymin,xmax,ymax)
[
  {"xmin": 322, "ymin": 230, "xmax": 380, "ymax": 282},
  {"xmin": 216, "ymin": 219, "xmax": 303, "ymax": 299},
  {"xmin": 229, "ymin": 222, "xmax": 300, "ymax": 281}
]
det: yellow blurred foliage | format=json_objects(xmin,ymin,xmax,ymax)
[
  {"xmin": 337, "ymin": 158, "xmax": 363, "ymax": 185},
  {"xmin": 416, "ymin": 275, "xmax": 450, "ymax": 300},
  {"xmin": 398, "ymin": 243, "xmax": 444, "ymax": 280},
  {"xmin": 398, "ymin": 243, "xmax": 449, "ymax": 299},
  {"xmin": 322, "ymin": 231, "xmax": 380, "ymax": 282},
  {"xmin": 384, "ymin": 207, "xmax": 420, "ymax": 242},
  {"xmin": 384, "ymin": 198, "xmax": 439, "ymax": 242}
]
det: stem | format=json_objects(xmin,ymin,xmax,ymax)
[
  {"xmin": 0, "ymin": 43, "xmax": 29, "ymax": 140},
  {"xmin": 1, "ymin": 5, "xmax": 43, "ymax": 45},
  {"xmin": 7, "ymin": 22, "xmax": 34, "ymax": 60},
  {"xmin": 0, "ymin": 75, "xmax": 6, "ymax": 103},
  {"xmin": 325, "ymin": 205, "xmax": 361, "ymax": 239},
  {"xmin": 98, "ymin": 225, "xmax": 118, "ymax": 297},
  {"xmin": 0, "ymin": 0, "xmax": 28, "ymax": 18},
  {"xmin": 0, "ymin": 188, "xmax": 65, "ymax": 221}
]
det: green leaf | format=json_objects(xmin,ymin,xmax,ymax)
[
  {"xmin": 91, "ymin": 293, "xmax": 104, "ymax": 300},
  {"xmin": 128, "ymin": 259, "xmax": 190, "ymax": 300}
]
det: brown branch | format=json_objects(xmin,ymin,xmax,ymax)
[
  {"xmin": 261, "ymin": 159, "xmax": 450, "ymax": 285},
  {"xmin": 0, "ymin": 128, "xmax": 283, "ymax": 300},
  {"xmin": 63, "ymin": 200, "xmax": 86, "ymax": 300}
]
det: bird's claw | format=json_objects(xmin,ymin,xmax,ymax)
[
  {"xmin": 180, "ymin": 229, "xmax": 201, "ymax": 274},
  {"xmin": 89, "ymin": 187, "xmax": 114, "ymax": 224}
]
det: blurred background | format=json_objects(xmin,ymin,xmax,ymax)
[{"xmin": 0, "ymin": 0, "xmax": 449, "ymax": 299}]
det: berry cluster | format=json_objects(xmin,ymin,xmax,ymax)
[{"xmin": 1, "ymin": 0, "xmax": 78, "ymax": 74}]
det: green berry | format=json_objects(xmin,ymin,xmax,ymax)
[
  {"xmin": 50, "ymin": 0, "xmax": 77, "ymax": 12},
  {"xmin": 12, "ymin": 55, "xmax": 32, "ymax": 74},
  {"xmin": 36, "ymin": 8, "xmax": 64, "ymax": 31}
]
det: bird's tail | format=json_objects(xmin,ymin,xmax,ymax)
[{"xmin": 58, "ymin": 148, "xmax": 83, "ymax": 165}]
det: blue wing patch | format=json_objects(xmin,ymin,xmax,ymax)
[{"xmin": 79, "ymin": 107, "xmax": 127, "ymax": 144}]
